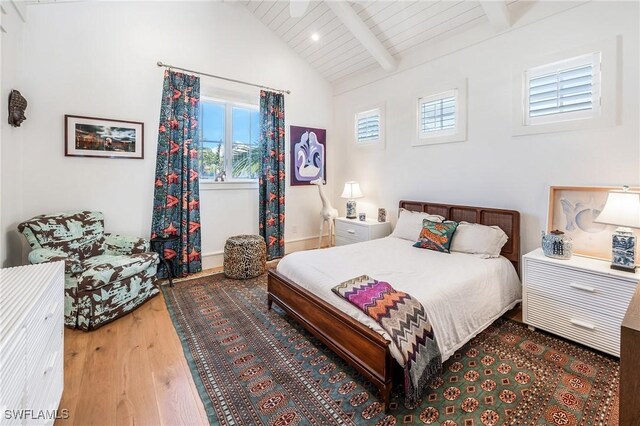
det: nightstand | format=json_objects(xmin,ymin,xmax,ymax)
[
  {"xmin": 334, "ymin": 217, "xmax": 391, "ymax": 246},
  {"xmin": 523, "ymin": 248, "xmax": 640, "ymax": 356}
]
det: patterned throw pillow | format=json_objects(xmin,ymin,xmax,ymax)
[{"xmin": 413, "ymin": 219, "xmax": 459, "ymax": 253}]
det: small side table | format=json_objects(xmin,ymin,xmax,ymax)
[
  {"xmin": 334, "ymin": 217, "xmax": 391, "ymax": 246},
  {"xmin": 150, "ymin": 235, "xmax": 180, "ymax": 287}
]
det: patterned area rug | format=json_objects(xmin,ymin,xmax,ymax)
[{"xmin": 162, "ymin": 273, "xmax": 620, "ymax": 426}]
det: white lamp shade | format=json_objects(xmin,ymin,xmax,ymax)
[
  {"xmin": 341, "ymin": 181, "xmax": 363, "ymax": 199},
  {"xmin": 594, "ymin": 190, "xmax": 640, "ymax": 228}
]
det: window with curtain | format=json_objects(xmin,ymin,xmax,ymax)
[
  {"xmin": 200, "ymin": 98, "xmax": 260, "ymax": 181},
  {"xmin": 524, "ymin": 52, "xmax": 601, "ymax": 126}
]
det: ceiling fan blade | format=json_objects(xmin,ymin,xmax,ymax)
[{"xmin": 289, "ymin": 0, "xmax": 310, "ymax": 18}]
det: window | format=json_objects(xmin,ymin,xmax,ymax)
[
  {"xmin": 418, "ymin": 91, "xmax": 457, "ymax": 137},
  {"xmin": 524, "ymin": 52, "xmax": 601, "ymax": 126},
  {"xmin": 512, "ymin": 38, "xmax": 616, "ymax": 136},
  {"xmin": 200, "ymin": 98, "xmax": 259, "ymax": 182},
  {"xmin": 354, "ymin": 105, "xmax": 384, "ymax": 146},
  {"xmin": 413, "ymin": 81, "xmax": 466, "ymax": 146}
]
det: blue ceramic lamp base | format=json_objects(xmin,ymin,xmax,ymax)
[
  {"xmin": 346, "ymin": 200, "xmax": 357, "ymax": 219},
  {"xmin": 610, "ymin": 228, "xmax": 636, "ymax": 272}
]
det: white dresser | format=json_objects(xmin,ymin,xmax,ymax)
[
  {"xmin": 335, "ymin": 217, "xmax": 391, "ymax": 246},
  {"xmin": 0, "ymin": 262, "xmax": 65, "ymax": 426},
  {"xmin": 523, "ymin": 249, "xmax": 639, "ymax": 356}
]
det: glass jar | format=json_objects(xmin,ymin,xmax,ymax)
[{"xmin": 541, "ymin": 230, "xmax": 573, "ymax": 260}]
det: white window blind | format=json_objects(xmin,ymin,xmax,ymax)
[
  {"xmin": 420, "ymin": 96, "xmax": 455, "ymax": 133},
  {"xmin": 418, "ymin": 90, "xmax": 458, "ymax": 139},
  {"xmin": 355, "ymin": 109, "xmax": 381, "ymax": 144},
  {"xmin": 525, "ymin": 52, "xmax": 601, "ymax": 125}
]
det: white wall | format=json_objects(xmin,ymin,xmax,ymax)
[
  {"xmin": 4, "ymin": 1, "xmax": 637, "ymax": 267},
  {"xmin": 332, "ymin": 1, "xmax": 640, "ymax": 256},
  {"xmin": 1, "ymin": 1, "xmax": 26, "ymax": 267},
  {"xmin": 3, "ymin": 1, "xmax": 334, "ymax": 267}
]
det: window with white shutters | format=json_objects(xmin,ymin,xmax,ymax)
[
  {"xmin": 524, "ymin": 52, "xmax": 601, "ymax": 125},
  {"xmin": 418, "ymin": 90, "xmax": 458, "ymax": 139},
  {"xmin": 355, "ymin": 108, "xmax": 383, "ymax": 145}
]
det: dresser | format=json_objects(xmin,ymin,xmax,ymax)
[
  {"xmin": 0, "ymin": 262, "xmax": 65, "ymax": 426},
  {"xmin": 523, "ymin": 249, "xmax": 639, "ymax": 356},
  {"xmin": 335, "ymin": 217, "xmax": 391, "ymax": 246}
]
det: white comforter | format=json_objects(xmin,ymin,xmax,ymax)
[{"xmin": 276, "ymin": 236, "xmax": 522, "ymax": 364}]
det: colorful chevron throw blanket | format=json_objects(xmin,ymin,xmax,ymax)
[{"xmin": 332, "ymin": 275, "xmax": 442, "ymax": 407}]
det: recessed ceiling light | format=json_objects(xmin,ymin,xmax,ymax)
[{"xmin": 311, "ymin": 33, "xmax": 320, "ymax": 42}]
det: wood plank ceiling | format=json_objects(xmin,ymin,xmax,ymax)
[{"xmin": 243, "ymin": 1, "xmax": 516, "ymax": 83}]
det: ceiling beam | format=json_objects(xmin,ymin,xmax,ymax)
[
  {"xmin": 480, "ymin": 1, "xmax": 511, "ymax": 32},
  {"xmin": 10, "ymin": 0, "xmax": 26, "ymax": 23},
  {"xmin": 325, "ymin": 0, "xmax": 397, "ymax": 72}
]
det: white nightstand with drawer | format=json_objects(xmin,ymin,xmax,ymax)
[
  {"xmin": 334, "ymin": 217, "xmax": 391, "ymax": 246},
  {"xmin": 523, "ymin": 248, "xmax": 640, "ymax": 356}
]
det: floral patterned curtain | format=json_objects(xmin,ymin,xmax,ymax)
[
  {"xmin": 151, "ymin": 70, "xmax": 202, "ymax": 277},
  {"xmin": 259, "ymin": 90, "xmax": 286, "ymax": 260}
]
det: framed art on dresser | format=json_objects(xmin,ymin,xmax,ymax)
[{"xmin": 548, "ymin": 186, "xmax": 640, "ymax": 261}]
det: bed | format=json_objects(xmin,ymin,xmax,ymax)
[{"xmin": 267, "ymin": 200, "xmax": 521, "ymax": 409}]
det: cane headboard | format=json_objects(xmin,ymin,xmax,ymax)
[{"xmin": 399, "ymin": 200, "xmax": 521, "ymax": 275}]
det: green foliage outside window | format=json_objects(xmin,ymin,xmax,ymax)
[{"xmin": 200, "ymin": 100, "xmax": 259, "ymax": 181}]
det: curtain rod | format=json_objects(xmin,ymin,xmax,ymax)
[{"xmin": 157, "ymin": 61, "xmax": 291, "ymax": 95}]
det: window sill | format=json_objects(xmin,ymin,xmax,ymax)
[
  {"xmin": 355, "ymin": 139, "xmax": 383, "ymax": 147},
  {"xmin": 412, "ymin": 132, "xmax": 466, "ymax": 146},
  {"xmin": 200, "ymin": 180, "xmax": 258, "ymax": 191},
  {"xmin": 511, "ymin": 113, "xmax": 607, "ymax": 136}
]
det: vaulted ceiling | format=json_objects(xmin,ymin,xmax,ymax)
[
  {"xmin": 23, "ymin": 0, "xmax": 526, "ymax": 85},
  {"xmin": 242, "ymin": 0, "xmax": 519, "ymax": 83}
]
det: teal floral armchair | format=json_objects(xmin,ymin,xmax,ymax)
[{"xmin": 18, "ymin": 211, "xmax": 160, "ymax": 330}]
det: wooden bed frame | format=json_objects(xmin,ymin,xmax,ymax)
[{"xmin": 267, "ymin": 200, "xmax": 520, "ymax": 409}]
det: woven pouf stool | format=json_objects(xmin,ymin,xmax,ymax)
[{"xmin": 224, "ymin": 235, "xmax": 267, "ymax": 279}]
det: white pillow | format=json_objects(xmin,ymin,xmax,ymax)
[
  {"xmin": 450, "ymin": 221, "xmax": 508, "ymax": 258},
  {"xmin": 390, "ymin": 209, "xmax": 445, "ymax": 241}
]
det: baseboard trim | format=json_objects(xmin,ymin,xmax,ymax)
[{"xmin": 202, "ymin": 234, "xmax": 329, "ymax": 269}]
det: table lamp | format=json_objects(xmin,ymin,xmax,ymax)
[
  {"xmin": 341, "ymin": 181, "xmax": 363, "ymax": 219},
  {"xmin": 594, "ymin": 186, "xmax": 640, "ymax": 272}
]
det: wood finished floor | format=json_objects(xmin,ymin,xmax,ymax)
[
  {"xmin": 56, "ymin": 288, "xmax": 209, "ymax": 426},
  {"xmin": 56, "ymin": 271, "xmax": 522, "ymax": 426}
]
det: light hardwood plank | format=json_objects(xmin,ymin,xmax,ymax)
[
  {"xmin": 141, "ymin": 294, "xmax": 208, "ymax": 426},
  {"xmin": 55, "ymin": 290, "xmax": 209, "ymax": 426},
  {"xmin": 56, "ymin": 328, "xmax": 91, "ymax": 423},
  {"xmin": 70, "ymin": 323, "xmax": 120, "ymax": 425},
  {"xmin": 115, "ymin": 311, "xmax": 162, "ymax": 426}
]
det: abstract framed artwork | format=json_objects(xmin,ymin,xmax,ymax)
[
  {"xmin": 547, "ymin": 186, "xmax": 639, "ymax": 260},
  {"xmin": 290, "ymin": 125, "xmax": 326, "ymax": 186},
  {"xmin": 65, "ymin": 115, "xmax": 144, "ymax": 159}
]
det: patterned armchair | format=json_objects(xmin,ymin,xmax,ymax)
[{"xmin": 18, "ymin": 211, "xmax": 160, "ymax": 330}]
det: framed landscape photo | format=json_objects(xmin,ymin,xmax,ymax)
[
  {"xmin": 65, "ymin": 115, "xmax": 144, "ymax": 159},
  {"xmin": 290, "ymin": 125, "xmax": 326, "ymax": 186},
  {"xmin": 547, "ymin": 185, "xmax": 640, "ymax": 260}
]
